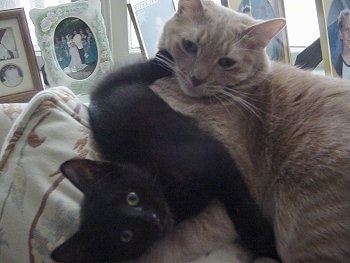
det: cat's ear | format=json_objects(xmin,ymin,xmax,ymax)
[
  {"xmin": 177, "ymin": 0, "xmax": 204, "ymax": 15},
  {"xmin": 51, "ymin": 232, "xmax": 91, "ymax": 262},
  {"xmin": 242, "ymin": 18, "xmax": 286, "ymax": 49},
  {"xmin": 60, "ymin": 159, "xmax": 115, "ymax": 194}
]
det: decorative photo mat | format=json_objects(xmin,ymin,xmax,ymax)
[{"xmin": 0, "ymin": 8, "xmax": 43, "ymax": 103}]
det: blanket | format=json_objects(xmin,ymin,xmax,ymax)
[{"xmin": 0, "ymin": 87, "xmax": 245, "ymax": 263}]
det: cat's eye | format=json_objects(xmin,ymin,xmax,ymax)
[
  {"xmin": 120, "ymin": 229, "xmax": 133, "ymax": 243},
  {"xmin": 218, "ymin": 57, "xmax": 236, "ymax": 68},
  {"xmin": 182, "ymin": 39, "xmax": 198, "ymax": 54},
  {"xmin": 126, "ymin": 192, "xmax": 139, "ymax": 206}
]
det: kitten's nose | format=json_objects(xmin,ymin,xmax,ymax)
[{"xmin": 190, "ymin": 76, "xmax": 205, "ymax": 87}]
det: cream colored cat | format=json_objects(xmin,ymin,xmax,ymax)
[{"xmin": 137, "ymin": 0, "xmax": 350, "ymax": 262}]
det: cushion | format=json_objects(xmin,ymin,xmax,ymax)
[{"xmin": 0, "ymin": 87, "xmax": 99, "ymax": 262}]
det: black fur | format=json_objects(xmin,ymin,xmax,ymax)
[
  {"xmin": 52, "ymin": 50, "xmax": 279, "ymax": 262},
  {"xmin": 51, "ymin": 160, "xmax": 173, "ymax": 263}
]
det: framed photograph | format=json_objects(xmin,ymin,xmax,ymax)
[
  {"xmin": 0, "ymin": 8, "xmax": 43, "ymax": 103},
  {"xmin": 220, "ymin": 0, "xmax": 230, "ymax": 7},
  {"xmin": 127, "ymin": 0, "xmax": 176, "ymax": 58},
  {"xmin": 30, "ymin": 0, "xmax": 113, "ymax": 95},
  {"xmin": 316, "ymin": 0, "xmax": 350, "ymax": 79},
  {"xmin": 229, "ymin": 0, "xmax": 291, "ymax": 63}
]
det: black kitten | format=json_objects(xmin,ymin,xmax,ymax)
[
  {"xmin": 52, "ymin": 51, "xmax": 279, "ymax": 262},
  {"xmin": 51, "ymin": 160, "xmax": 174, "ymax": 263}
]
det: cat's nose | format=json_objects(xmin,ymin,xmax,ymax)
[{"xmin": 190, "ymin": 75, "xmax": 205, "ymax": 87}]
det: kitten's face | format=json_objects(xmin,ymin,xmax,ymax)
[
  {"xmin": 158, "ymin": 0, "xmax": 285, "ymax": 98},
  {"xmin": 51, "ymin": 159, "xmax": 174, "ymax": 263}
]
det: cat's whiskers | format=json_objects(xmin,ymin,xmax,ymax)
[
  {"xmin": 223, "ymin": 86, "xmax": 287, "ymax": 122},
  {"xmin": 176, "ymin": 68, "xmax": 194, "ymax": 87},
  {"xmin": 155, "ymin": 53, "xmax": 175, "ymax": 72},
  {"xmin": 213, "ymin": 93, "xmax": 243, "ymax": 120},
  {"xmin": 213, "ymin": 85, "xmax": 277, "ymax": 124},
  {"xmin": 217, "ymin": 89, "xmax": 263, "ymax": 121},
  {"xmin": 225, "ymin": 84, "xmax": 270, "ymax": 103}
]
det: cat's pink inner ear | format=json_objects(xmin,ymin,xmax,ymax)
[
  {"xmin": 177, "ymin": 0, "xmax": 204, "ymax": 15},
  {"xmin": 243, "ymin": 18, "xmax": 286, "ymax": 49},
  {"xmin": 60, "ymin": 159, "xmax": 103, "ymax": 193}
]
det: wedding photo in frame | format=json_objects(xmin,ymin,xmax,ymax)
[
  {"xmin": 30, "ymin": 0, "xmax": 113, "ymax": 95},
  {"xmin": 127, "ymin": 0, "xmax": 176, "ymax": 58},
  {"xmin": 0, "ymin": 8, "xmax": 43, "ymax": 103},
  {"xmin": 229, "ymin": 0, "xmax": 291, "ymax": 63},
  {"xmin": 316, "ymin": 0, "xmax": 350, "ymax": 79}
]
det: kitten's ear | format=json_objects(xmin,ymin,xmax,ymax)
[
  {"xmin": 177, "ymin": 0, "xmax": 203, "ymax": 15},
  {"xmin": 242, "ymin": 18, "xmax": 286, "ymax": 49},
  {"xmin": 60, "ymin": 159, "xmax": 115, "ymax": 194},
  {"xmin": 51, "ymin": 232, "xmax": 90, "ymax": 263}
]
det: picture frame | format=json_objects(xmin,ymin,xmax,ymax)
[
  {"xmin": 29, "ymin": 0, "xmax": 113, "ymax": 95},
  {"xmin": 220, "ymin": 0, "xmax": 230, "ymax": 7},
  {"xmin": 0, "ymin": 8, "xmax": 43, "ymax": 103},
  {"xmin": 229, "ymin": 0, "xmax": 291, "ymax": 63},
  {"xmin": 127, "ymin": 0, "xmax": 176, "ymax": 59},
  {"xmin": 316, "ymin": 0, "xmax": 350, "ymax": 79}
]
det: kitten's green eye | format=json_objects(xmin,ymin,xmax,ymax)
[
  {"xmin": 126, "ymin": 192, "xmax": 139, "ymax": 206},
  {"xmin": 182, "ymin": 39, "xmax": 198, "ymax": 54},
  {"xmin": 120, "ymin": 229, "xmax": 133, "ymax": 243},
  {"xmin": 218, "ymin": 57, "xmax": 236, "ymax": 68}
]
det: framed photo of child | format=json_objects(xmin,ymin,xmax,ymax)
[
  {"xmin": 0, "ymin": 8, "xmax": 43, "ymax": 103},
  {"xmin": 316, "ymin": 0, "xmax": 350, "ymax": 79},
  {"xmin": 229, "ymin": 0, "xmax": 291, "ymax": 63}
]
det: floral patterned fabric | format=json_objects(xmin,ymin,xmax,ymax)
[
  {"xmin": 0, "ymin": 103, "xmax": 26, "ymax": 151},
  {"xmin": 0, "ymin": 87, "xmax": 99, "ymax": 263},
  {"xmin": 0, "ymin": 87, "xmax": 244, "ymax": 263}
]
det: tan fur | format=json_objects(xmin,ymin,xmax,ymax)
[
  {"xmin": 153, "ymin": 64, "xmax": 350, "ymax": 262},
  {"xmin": 139, "ymin": 0, "xmax": 350, "ymax": 262},
  {"xmin": 135, "ymin": 200, "xmax": 245, "ymax": 263},
  {"xmin": 151, "ymin": 66, "xmax": 350, "ymax": 263}
]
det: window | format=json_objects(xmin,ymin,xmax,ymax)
[
  {"xmin": 0, "ymin": 0, "xmax": 71, "ymax": 48},
  {"xmin": 128, "ymin": 11, "xmax": 141, "ymax": 52},
  {"xmin": 283, "ymin": 0, "xmax": 321, "ymax": 68},
  {"xmin": 284, "ymin": 0, "xmax": 320, "ymax": 48}
]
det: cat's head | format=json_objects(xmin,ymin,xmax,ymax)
[
  {"xmin": 158, "ymin": 0, "xmax": 286, "ymax": 98},
  {"xmin": 51, "ymin": 159, "xmax": 174, "ymax": 263}
]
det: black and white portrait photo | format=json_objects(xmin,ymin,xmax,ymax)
[
  {"xmin": 0, "ymin": 28, "xmax": 19, "ymax": 61},
  {"xmin": 0, "ymin": 64, "xmax": 23, "ymax": 87}
]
